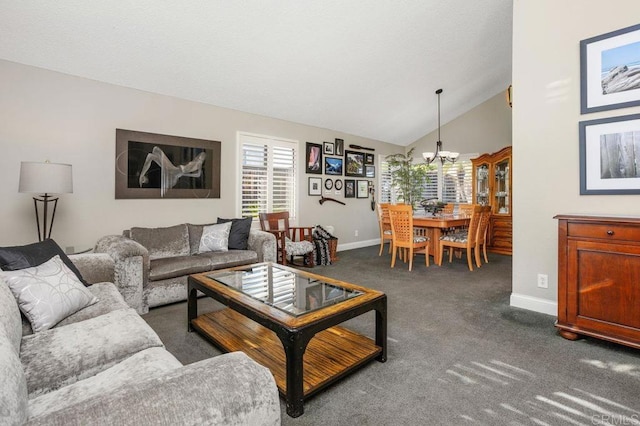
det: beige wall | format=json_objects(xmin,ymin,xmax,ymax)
[
  {"xmin": 511, "ymin": 0, "xmax": 640, "ymax": 314},
  {"xmin": 408, "ymin": 91, "xmax": 512, "ymax": 157},
  {"xmin": 0, "ymin": 60, "xmax": 401, "ymax": 250}
]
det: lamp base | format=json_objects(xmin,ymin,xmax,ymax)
[{"xmin": 33, "ymin": 194, "xmax": 59, "ymax": 241}]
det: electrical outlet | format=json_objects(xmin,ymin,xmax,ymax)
[
  {"xmin": 354, "ymin": 230, "xmax": 359, "ymax": 237},
  {"xmin": 537, "ymin": 273, "xmax": 549, "ymax": 289}
]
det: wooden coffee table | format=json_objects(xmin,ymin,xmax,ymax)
[{"xmin": 187, "ymin": 262, "xmax": 387, "ymax": 417}]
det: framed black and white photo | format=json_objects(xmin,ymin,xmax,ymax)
[
  {"xmin": 305, "ymin": 142, "xmax": 322, "ymax": 174},
  {"xmin": 334, "ymin": 179, "xmax": 343, "ymax": 192},
  {"xmin": 334, "ymin": 138, "xmax": 344, "ymax": 156},
  {"xmin": 323, "ymin": 141, "xmax": 334, "ymax": 155},
  {"xmin": 308, "ymin": 177, "xmax": 322, "ymax": 196},
  {"xmin": 324, "ymin": 178, "xmax": 333, "ymax": 190},
  {"xmin": 115, "ymin": 129, "xmax": 220, "ymax": 199},
  {"xmin": 357, "ymin": 180, "xmax": 369, "ymax": 198},
  {"xmin": 365, "ymin": 165, "xmax": 375, "ymax": 178},
  {"xmin": 344, "ymin": 179, "xmax": 355, "ymax": 198},
  {"xmin": 365, "ymin": 153, "xmax": 374, "ymax": 165},
  {"xmin": 581, "ymin": 23, "xmax": 640, "ymax": 114},
  {"xmin": 345, "ymin": 150, "xmax": 365, "ymax": 177},
  {"xmin": 324, "ymin": 156, "xmax": 343, "ymax": 175},
  {"xmin": 579, "ymin": 113, "xmax": 640, "ymax": 194}
]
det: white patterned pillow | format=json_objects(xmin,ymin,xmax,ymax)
[
  {"xmin": 198, "ymin": 222, "xmax": 232, "ymax": 253},
  {"xmin": 1, "ymin": 255, "xmax": 98, "ymax": 333}
]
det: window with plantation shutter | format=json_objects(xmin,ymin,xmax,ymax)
[{"xmin": 239, "ymin": 133, "xmax": 298, "ymax": 221}]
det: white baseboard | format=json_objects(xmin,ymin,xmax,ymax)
[
  {"xmin": 336, "ymin": 239, "xmax": 379, "ymax": 252},
  {"xmin": 510, "ymin": 292, "xmax": 557, "ymax": 316}
]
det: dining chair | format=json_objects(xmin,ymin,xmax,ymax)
[
  {"xmin": 258, "ymin": 212, "xmax": 315, "ymax": 267},
  {"xmin": 376, "ymin": 203, "xmax": 393, "ymax": 256},
  {"xmin": 442, "ymin": 203, "xmax": 455, "ymax": 214},
  {"xmin": 475, "ymin": 205, "xmax": 492, "ymax": 267},
  {"xmin": 438, "ymin": 205, "xmax": 482, "ymax": 271},
  {"xmin": 388, "ymin": 204, "xmax": 429, "ymax": 271}
]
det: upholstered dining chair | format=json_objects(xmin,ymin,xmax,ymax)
[
  {"xmin": 388, "ymin": 204, "xmax": 429, "ymax": 271},
  {"xmin": 258, "ymin": 212, "xmax": 315, "ymax": 267},
  {"xmin": 376, "ymin": 203, "xmax": 393, "ymax": 256},
  {"xmin": 475, "ymin": 205, "xmax": 492, "ymax": 267},
  {"xmin": 438, "ymin": 204, "xmax": 482, "ymax": 271}
]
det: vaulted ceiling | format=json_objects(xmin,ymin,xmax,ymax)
[{"xmin": 0, "ymin": 1, "xmax": 513, "ymax": 145}]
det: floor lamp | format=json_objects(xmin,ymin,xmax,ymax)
[{"xmin": 19, "ymin": 161, "xmax": 73, "ymax": 241}]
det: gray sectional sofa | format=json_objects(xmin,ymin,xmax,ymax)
[
  {"xmin": 0, "ymin": 252, "xmax": 280, "ymax": 425},
  {"xmin": 95, "ymin": 222, "xmax": 277, "ymax": 314}
]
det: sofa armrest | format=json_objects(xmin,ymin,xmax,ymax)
[
  {"xmin": 94, "ymin": 235, "xmax": 149, "ymax": 314},
  {"xmin": 28, "ymin": 352, "xmax": 281, "ymax": 426},
  {"xmin": 69, "ymin": 253, "xmax": 115, "ymax": 285},
  {"xmin": 248, "ymin": 229, "xmax": 277, "ymax": 263}
]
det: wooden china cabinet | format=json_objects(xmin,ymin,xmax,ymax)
[
  {"xmin": 555, "ymin": 214, "xmax": 640, "ymax": 349},
  {"xmin": 471, "ymin": 146, "xmax": 512, "ymax": 255}
]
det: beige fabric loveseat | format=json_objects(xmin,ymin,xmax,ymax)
[{"xmin": 95, "ymin": 222, "xmax": 277, "ymax": 314}]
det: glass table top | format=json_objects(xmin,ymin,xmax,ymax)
[{"xmin": 207, "ymin": 263, "xmax": 363, "ymax": 317}]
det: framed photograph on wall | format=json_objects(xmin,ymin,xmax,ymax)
[
  {"xmin": 344, "ymin": 179, "xmax": 356, "ymax": 198},
  {"xmin": 308, "ymin": 177, "xmax": 322, "ymax": 196},
  {"xmin": 356, "ymin": 180, "xmax": 369, "ymax": 198},
  {"xmin": 305, "ymin": 142, "xmax": 322, "ymax": 174},
  {"xmin": 323, "ymin": 141, "xmax": 334, "ymax": 155},
  {"xmin": 324, "ymin": 156, "xmax": 343, "ymax": 175},
  {"xmin": 365, "ymin": 165, "xmax": 375, "ymax": 178},
  {"xmin": 115, "ymin": 129, "xmax": 221, "ymax": 199},
  {"xmin": 365, "ymin": 153, "xmax": 375, "ymax": 165},
  {"xmin": 579, "ymin": 113, "xmax": 640, "ymax": 194},
  {"xmin": 345, "ymin": 150, "xmax": 365, "ymax": 177},
  {"xmin": 334, "ymin": 138, "xmax": 344, "ymax": 156},
  {"xmin": 581, "ymin": 23, "xmax": 640, "ymax": 114},
  {"xmin": 334, "ymin": 178, "xmax": 343, "ymax": 194}
]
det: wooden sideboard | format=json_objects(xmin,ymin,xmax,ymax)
[{"xmin": 555, "ymin": 214, "xmax": 640, "ymax": 349}]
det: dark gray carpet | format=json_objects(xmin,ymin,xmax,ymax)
[{"xmin": 143, "ymin": 246, "xmax": 640, "ymax": 425}]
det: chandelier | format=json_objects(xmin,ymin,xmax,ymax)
[{"xmin": 422, "ymin": 88, "xmax": 459, "ymax": 165}]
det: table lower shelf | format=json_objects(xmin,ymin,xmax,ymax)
[{"xmin": 191, "ymin": 308, "xmax": 381, "ymax": 397}]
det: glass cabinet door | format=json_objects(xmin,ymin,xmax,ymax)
[
  {"xmin": 494, "ymin": 158, "xmax": 510, "ymax": 214},
  {"xmin": 475, "ymin": 164, "xmax": 490, "ymax": 205}
]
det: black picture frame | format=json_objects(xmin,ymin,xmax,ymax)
[
  {"xmin": 579, "ymin": 113, "xmax": 640, "ymax": 194},
  {"xmin": 334, "ymin": 138, "xmax": 344, "ymax": 156},
  {"xmin": 334, "ymin": 179, "xmax": 343, "ymax": 191},
  {"xmin": 308, "ymin": 177, "xmax": 322, "ymax": 196},
  {"xmin": 356, "ymin": 180, "xmax": 369, "ymax": 198},
  {"xmin": 365, "ymin": 153, "xmax": 375, "ymax": 165},
  {"xmin": 324, "ymin": 156, "xmax": 343, "ymax": 175},
  {"xmin": 344, "ymin": 179, "xmax": 356, "ymax": 198},
  {"xmin": 580, "ymin": 23, "xmax": 640, "ymax": 114},
  {"xmin": 365, "ymin": 165, "xmax": 375, "ymax": 178},
  {"xmin": 306, "ymin": 142, "xmax": 323, "ymax": 174},
  {"xmin": 324, "ymin": 178, "xmax": 333, "ymax": 190},
  {"xmin": 323, "ymin": 141, "xmax": 334, "ymax": 155},
  {"xmin": 115, "ymin": 129, "xmax": 221, "ymax": 199},
  {"xmin": 345, "ymin": 150, "xmax": 365, "ymax": 177}
]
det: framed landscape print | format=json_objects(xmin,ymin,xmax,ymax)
[
  {"xmin": 324, "ymin": 156, "xmax": 343, "ymax": 175},
  {"xmin": 344, "ymin": 179, "xmax": 356, "ymax": 198},
  {"xmin": 581, "ymin": 23, "xmax": 640, "ymax": 114},
  {"xmin": 345, "ymin": 150, "xmax": 365, "ymax": 177},
  {"xmin": 306, "ymin": 142, "xmax": 322, "ymax": 174},
  {"xmin": 308, "ymin": 177, "xmax": 322, "ymax": 196},
  {"xmin": 115, "ymin": 129, "xmax": 220, "ymax": 199},
  {"xmin": 365, "ymin": 165, "xmax": 375, "ymax": 178},
  {"xmin": 579, "ymin": 113, "xmax": 640, "ymax": 194}
]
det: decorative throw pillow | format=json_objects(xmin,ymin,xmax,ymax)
[
  {"xmin": 0, "ymin": 239, "xmax": 89, "ymax": 286},
  {"xmin": 129, "ymin": 224, "xmax": 190, "ymax": 260},
  {"xmin": 217, "ymin": 217, "xmax": 252, "ymax": 250},
  {"xmin": 1, "ymin": 255, "xmax": 98, "ymax": 333},
  {"xmin": 198, "ymin": 222, "xmax": 232, "ymax": 253}
]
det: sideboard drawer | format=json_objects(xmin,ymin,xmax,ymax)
[{"xmin": 568, "ymin": 223, "xmax": 640, "ymax": 242}]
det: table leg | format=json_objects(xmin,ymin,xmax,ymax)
[
  {"xmin": 187, "ymin": 280, "xmax": 197, "ymax": 332},
  {"xmin": 278, "ymin": 331, "xmax": 314, "ymax": 417},
  {"xmin": 375, "ymin": 297, "xmax": 388, "ymax": 362},
  {"xmin": 431, "ymin": 228, "xmax": 442, "ymax": 263}
]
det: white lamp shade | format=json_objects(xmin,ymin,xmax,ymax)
[
  {"xmin": 422, "ymin": 152, "xmax": 435, "ymax": 161},
  {"xmin": 19, "ymin": 162, "xmax": 73, "ymax": 194}
]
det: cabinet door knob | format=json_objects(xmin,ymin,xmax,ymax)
[{"xmin": 607, "ymin": 230, "xmax": 615, "ymax": 236}]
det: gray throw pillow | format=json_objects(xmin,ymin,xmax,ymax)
[
  {"xmin": 217, "ymin": 217, "xmax": 252, "ymax": 250},
  {"xmin": 130, "ymin": 224, "xmax": 190, "ymax": 260},
  {"xmin": 1, "ymin": 255, "xmax": 98, "ymax": 332},
  {"xmin": 198, "ymin": 222, "xmax": 232, "ymax": 253}
]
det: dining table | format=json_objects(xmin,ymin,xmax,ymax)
[{"xmin": 412, "ymin": 213, "xmax": 471, "ymax": 262}]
